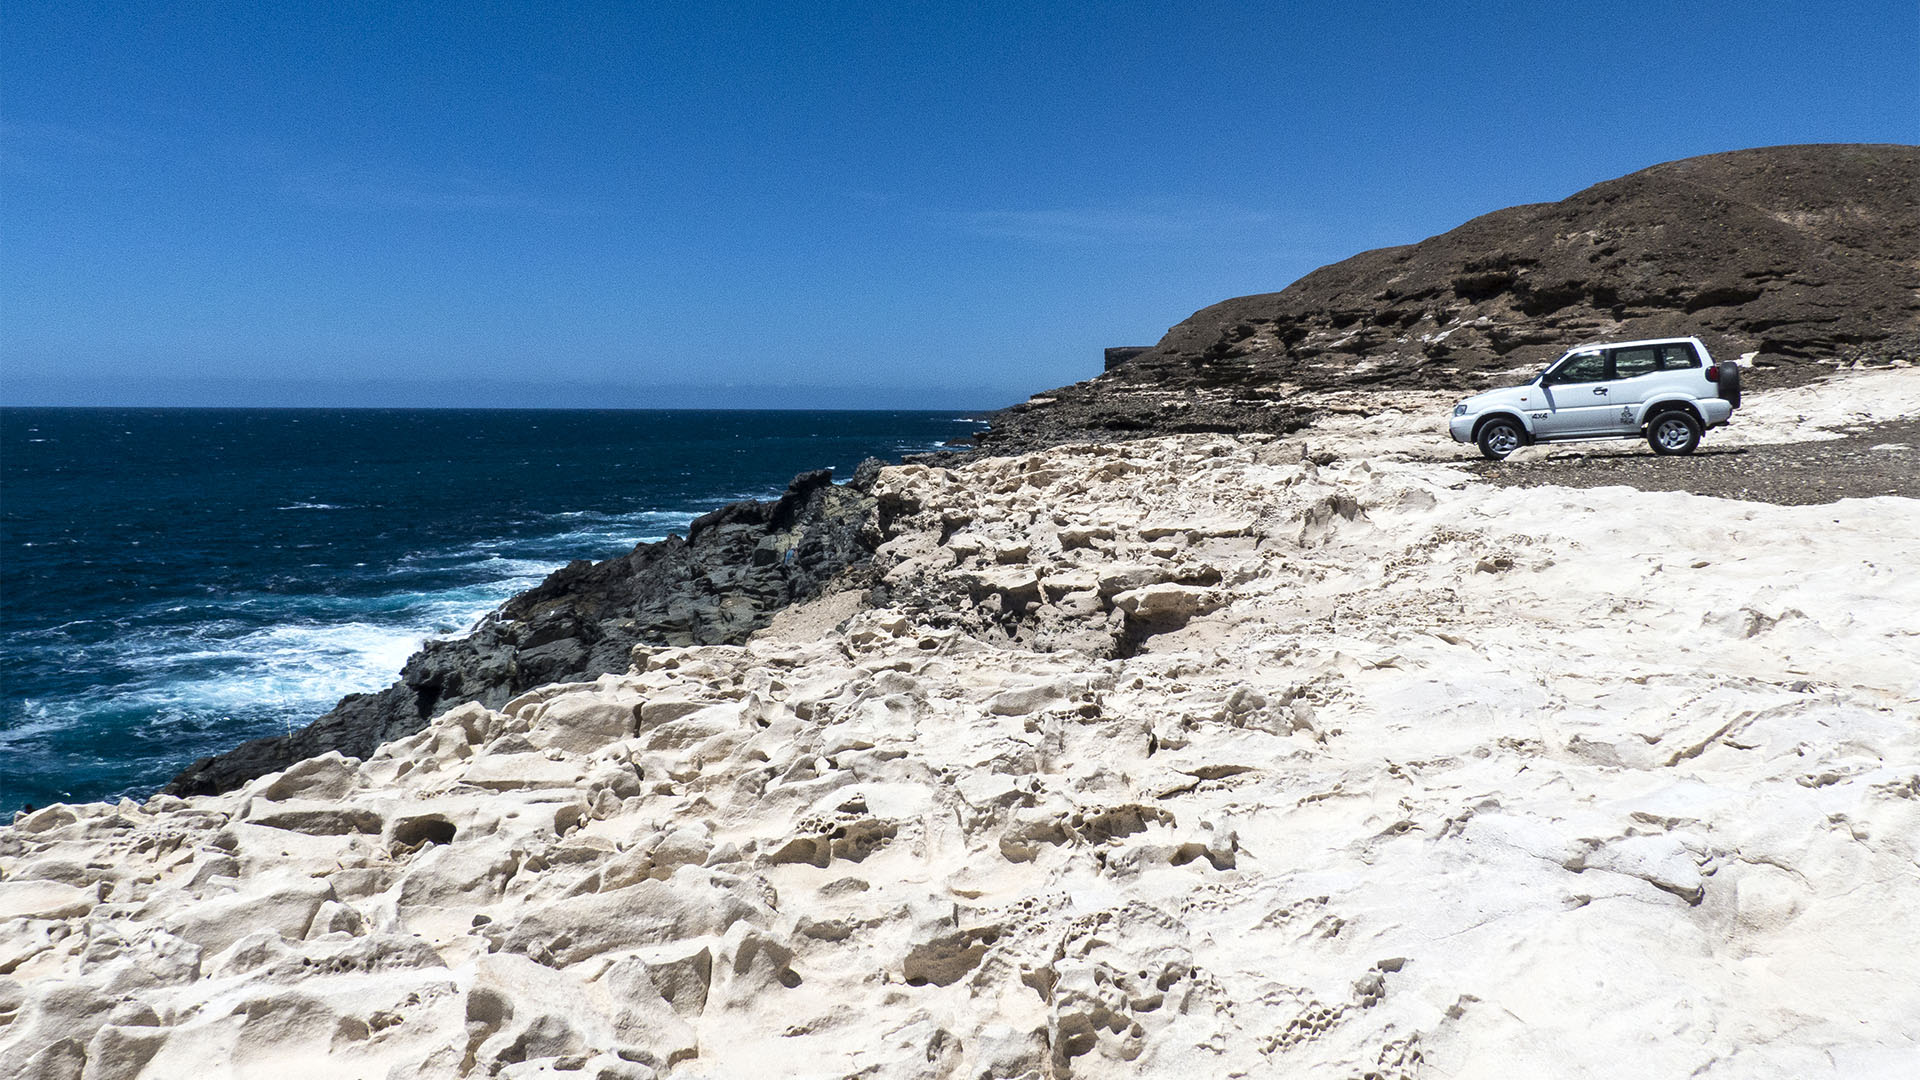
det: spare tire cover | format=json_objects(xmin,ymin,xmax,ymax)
[{"xmin": 1719, "ymin": 363, "xmax": 1742, "ymax": 408}]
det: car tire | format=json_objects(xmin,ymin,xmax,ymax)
[
  {"xmin": 1717, "ymin": 363, "xmax": 1742, "ymax": 407},
  {"xmin": 1648, "ymin": 411, "xmax": 1702, "ymax": 455},
  {"xmin": 1477, "ymin": 417, "xmax": 1524, "ymax": 460}
]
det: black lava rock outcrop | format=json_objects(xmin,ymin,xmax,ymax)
[{"xmin": 163, "ymin": 467, "xmax": 884, "ymax": 796}]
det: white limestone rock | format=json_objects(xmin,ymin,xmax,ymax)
[{"xmin": 5, "ymin": 371, "xmax": 1920, "ymax": 1077}]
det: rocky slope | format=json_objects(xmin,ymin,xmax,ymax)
[
  {"xmin": 977, "ymin": 143, "xmax": 1919, "ymax": 453},
  {"xmin": 7, "ymin": 371, "xmax": 1918, "ymax": 1078}
]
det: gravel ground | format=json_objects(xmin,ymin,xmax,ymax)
[{"xmin": 1466, "ymin": 417, "xmax": 1920, "ymax": 505}]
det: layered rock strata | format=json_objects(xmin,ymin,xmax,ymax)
[{"xmin": 9, "ymin": 384, "xmax": 1918, "ymax": 1077}]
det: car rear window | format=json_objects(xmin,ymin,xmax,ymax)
[{"xmin": 1657, "ymin": 343, "xmax": 1700, "ymax": 369}]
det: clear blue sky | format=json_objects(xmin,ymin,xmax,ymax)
[{"xmin": 4, "ymin": 1, "xmax": 1916, "ymax": 409}]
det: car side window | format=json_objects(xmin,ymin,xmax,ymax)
[
  {"xmin": 1548, "ymin": 351, "xmax": 1608, "ymax": 384},
  {"xmin": 1657, "ymin": 343, "xmax": 1700, "ymax": 369},
  {"xmin": 1612, "ymin": 347, "xmax": 1658, "ymax": 378}
]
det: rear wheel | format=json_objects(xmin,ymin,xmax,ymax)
[
  {"xmin": 1648, "ymin": 411, "xmax": 1702, "ymax": 455},
  {"xmin": 1477, "ymin": 418, "xmax": 1524, "ymax": 460}
]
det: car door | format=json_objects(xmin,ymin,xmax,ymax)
[
  {"xmin": 1605, "ymin": 345, "xmax": 1661, "ymax": 430},
  {"xmin": 1534, "ymin": 350, "xmax": 1614, "ymax": 436}
]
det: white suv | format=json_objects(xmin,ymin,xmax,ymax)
[{"xmin": 1447, "ymin": 336, "xmax": 1741, "ymax": 460}]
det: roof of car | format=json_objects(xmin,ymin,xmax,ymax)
[{"xmin": 1566, "ymin": 336, "xmax": 1705, "ymax": 352}]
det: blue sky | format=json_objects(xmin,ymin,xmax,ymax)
[{"xmin": 4, "ymin": 1, "xmax": 1916, "ymax": 409}]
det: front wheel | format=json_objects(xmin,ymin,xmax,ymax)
[
  {"xmin": 1648, "ymin": 411, "xmax": 1702, "ymax": 455},
  {"xmin": 1477, "ymin": 418, "xmax": 1524, "ymax": 460}
]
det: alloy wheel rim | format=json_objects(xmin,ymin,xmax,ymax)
[{"xmin": 1656, "ymin": 419, "xmax": 1691, "ymax": 449}]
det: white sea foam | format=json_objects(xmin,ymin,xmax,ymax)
[
  {"xmin": 0, "ymin": 702, "xmax": 66, "ymax": 750},
  {"xmin": 442, "ymin": 554, "xmax": 558, "ymax": 579},
  {"xmin": 12, "ymin": 563, "xmax": 574, "ymax": 751},
  {"xmin": 144, "ymin": 510, "xmax": 698, "ymax": 709},
  {"xmin": 536, "ymin": 527, "xmax": 671, "ymax": 549},
  {"xmin": 6, "ymin": 497, "xmax": 802, "ymax": 782},
  {"xmin": 136, "ymin": 621, "xmax": 425, "ymax": 707}
]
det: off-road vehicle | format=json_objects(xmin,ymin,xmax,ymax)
[{"xmin": 1448, "ymin": 336, "xmax": 1741, "ymax": 460}]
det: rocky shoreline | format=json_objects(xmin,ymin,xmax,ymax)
[
  {"xmin": 162, "ymin": 383, "xmax": 1322, "ymax": 800},
  {"xmin": 6, "ymin": 368, "xmax": 1917, "ymax": 1077},
  {"xmin": 163, "ymin": 464, "xmax": 891, "ymax": 798},
  {"xmin": 164, "ymin": 362, "xmax": 1918, "ymax": 799},
  {"xmin": 159, "ymin": 140, "xmax": 1920, "ymax": 801}
]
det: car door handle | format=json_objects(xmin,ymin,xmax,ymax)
[{"xmin": 1593, "ymin": 387, "xmax": 1609, "ymax": 395}]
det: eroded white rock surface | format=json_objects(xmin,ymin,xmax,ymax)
[{"xmin": 5, "ymin": 376, "xmax": 1918, "ymax": 1079}]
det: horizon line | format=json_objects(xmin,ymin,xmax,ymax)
[{"xmin": 1, "ymin": 402, "xmax": 1004, "ymax": 415}]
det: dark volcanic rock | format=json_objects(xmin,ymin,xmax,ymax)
[
  {"xmin": 954, "ymin": 386, "xmax": 1315, "ymax": 459},
  {"xmin": 163, "ymin": 468, "xmax": 881, "ymax": 797},
  {"xmin": 977, "ymin": 145, "xmax": 1918, "ymax": 447}
]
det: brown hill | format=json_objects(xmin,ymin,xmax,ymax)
[{"xmin": 974, "ymin": 144, "xmax": 1918, "ymax": 452}]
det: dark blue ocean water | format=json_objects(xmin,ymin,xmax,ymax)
[{"xmin": 1, "ymin": 408, "xmax": 980, "ymax": 810}]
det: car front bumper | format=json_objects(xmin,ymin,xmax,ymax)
[{"xmin": 1447, "ymin": 414, "xmax": 1475, "ymax": 443}]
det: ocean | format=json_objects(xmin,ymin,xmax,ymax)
[{"xmin": 0, "ymin": 407, "xmax": 981, "ymax": 810}]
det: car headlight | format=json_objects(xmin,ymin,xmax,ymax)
[{"xmin": 1452, "ymin": 403, "xmax": 1468, "ymax": 417}]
